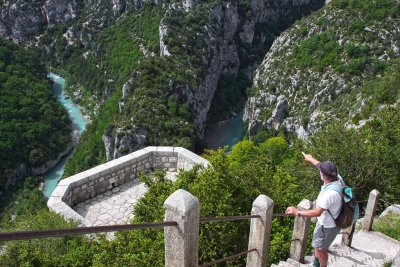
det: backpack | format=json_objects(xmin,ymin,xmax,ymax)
[{"xmin": 323, "ymin": 178, "xmax": 360, "ymax": 229}]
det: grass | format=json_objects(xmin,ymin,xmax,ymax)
[{"xmin": 372, "ymin": 211, "xmax": 400, "ymax": 241}]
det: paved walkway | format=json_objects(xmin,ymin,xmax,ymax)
[
  {"xmin": 73, "ymin": 172, "xmax": 177, "ymax": 226},
  {"xmin": 273, "ymin": 229, "xmax": 400, "ymax": 267}
]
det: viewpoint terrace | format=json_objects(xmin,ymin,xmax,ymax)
[{"xmin": 47, "ymin": 147, "xmax": 209, "ymax": 226}]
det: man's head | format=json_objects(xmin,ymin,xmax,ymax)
[{"xmin": 316, "ymin": 161, "xmax": 338, "ymax": 181}]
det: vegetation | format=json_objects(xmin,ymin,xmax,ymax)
[
  {"xmin": 247, "ymin": 0, "xmax": 400, "ymax": 136},
  {"xmin": 373, "ymin": 212, "xmax": 400, "ymax": 241},
  {"xmin": 2, "ymin": 102, "xmax": 400, "ymax": 265},
  {"xmin": 0, "ymin": 38, "xmax": 71, "ymax": 191},
  {"xmin": 0, "ymin": 176, "xmax": 98, "ymax": 266},
  {"xmin": 62, "ymin": 5, "xmax": 165, "ymax": 176}
]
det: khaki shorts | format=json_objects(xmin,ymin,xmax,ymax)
[{"xmin": 312, "ymin": 223, "xmax": 340, "ymax": 250}]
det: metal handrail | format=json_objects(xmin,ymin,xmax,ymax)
[
  {"xmin": 200, "ymin": 213, "xmax": 292, "ymax": 224},
  {"xmin": 199, "ymin": 248, "xmax": 257, "ymax": 267},
  {"xmin": 1, "ymin": 213, "xmax": 283, "ymax": 242},
  {"xmin": 200, "ymin": 215, "xmax": 260, "ymax": 223},
  {"xmin": 0, "ymin": 221, "xmax": 177, "ymax": 241}
]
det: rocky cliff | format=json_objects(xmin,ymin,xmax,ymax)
[
  {"xmin": 103, "ymin": 0, "xmax": 324, "ymax": 160},
  {"xmin": 160, "ymin": 0, "xmax": 325, "ymax": 138},
  {"xmin": 0, "ymin": 0, "xmax": 324, "ymax": 165},
  {"xmin": 0, "ymin": 0, "xmax": 80, "ymax": 43},
  {"xmin": 244, "ymin": 0, "xmax": 400, "ymax": 139},
  {"xmin": 0, "ymin": 0, "xmax": 159, "ymax": 43}
]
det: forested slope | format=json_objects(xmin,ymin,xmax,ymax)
[{"xmin": 0, "ymin": 38, "xmax": 71, "ymax": 202}]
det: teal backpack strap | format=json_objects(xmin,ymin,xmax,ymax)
[{"xmin": 323, "ymin": 183, "xmax": 342, "ymax": 195}]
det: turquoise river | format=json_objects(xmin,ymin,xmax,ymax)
[{"xmin": 43, "ymin": 74, "xmax": 88, "ymax": 197}]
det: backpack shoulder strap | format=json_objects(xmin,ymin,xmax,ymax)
[
  {"xmin": 322, "ymin": 183, "xmax": 343, "ymax": 220},
  {"xmin": 323, "ymin": 183, "xmax": 343, "ymax": 195}
]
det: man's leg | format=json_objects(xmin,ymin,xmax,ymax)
[
  {"xmin": 313, "ymin": 249, "xmax": 320, "ymax": 267},
  {"xmin": 315, "ymin": 248, "xmax": 328, "ymax": 267}
]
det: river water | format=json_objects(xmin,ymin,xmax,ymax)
[
  {"xmin": 204, "ymin": 112, "xmax": 244, "ymax": 151},
  {"xmin": 43, "ymin": 74, "xmax": 88, "ymax": 197}
]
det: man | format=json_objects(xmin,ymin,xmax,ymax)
[{"xmin": 285, "ymin": 153, "xmax": 342, "ymax": 267}]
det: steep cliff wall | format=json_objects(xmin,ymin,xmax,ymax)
[
  {"xmin": 102, "ymin": 0, "xmax": 325, "ymax": 160},
  {"xmin": 244, "ymin": 0, "xmax": 400, "ymax": 139},
  {"xmin": 0, "ymin": 0, "xmax": 80, "ymax": 42}
]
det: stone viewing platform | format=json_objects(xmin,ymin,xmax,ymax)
[{"xmin": 47, "ymin": 147, "xmax": 209, "ymax": 226}]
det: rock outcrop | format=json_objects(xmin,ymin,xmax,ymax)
[
  {"xmin": 244, "ymin": 0, "xmax": 400, "ymax": 138},
  {"xmin": 0, "ymin": 0, "xmax": 80, "ymax": 42},
  {"xmin": 102, "ymin": 128, "xmax": 147, "ymax": 161},
  {"xmin": 0, "ymin": 0, "xmax": 164, "ymax": 42}
]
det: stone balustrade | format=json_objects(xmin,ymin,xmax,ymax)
[{"xmin": 47, "ymin": 146, "xmax": 209, "ymax": 225}]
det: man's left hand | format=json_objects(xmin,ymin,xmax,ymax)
[{"xmin": 285, "ymin": 206, "xmax": 298, "ymax": 216}]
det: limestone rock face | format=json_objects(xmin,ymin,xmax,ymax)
[
  {"xmin": 0, "ymin": 0, "xmax": 81, "ymax": 42},
  {"xmin": 102, "ymin": 128, "xmax": 147, "ymax": 161},
  {"xmin": 0, "ymin": 0, "xmax": 157, "ymax": 42},
  {"xmin": 0, "ymin": 1, "xmax": 47, "ymax": 42},
  {"xmin": 183, "ymin": 0, "xmax": 199, "ymax": 12},
  {"xmin": 44, "ymin": 0, "xmax": 78, "ymax": 25},
  {"xmin": 119, "ymin": 79, "xmax": 134, "ymax": 112},
  {"xmin": 159, "ymin": 18, "xmax": 172, "ymax": 57}
]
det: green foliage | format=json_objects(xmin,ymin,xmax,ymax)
[
  {"xmin": 307, "ymin": 108, "xmax": 400, "ymax": 207},
  {"xmin": 64, "ymin": 91, "xmax": 120, "ymax": 176},
  {"xmin": 0, "ymin": 176, "xmax": 99, "ymax": 267},
  {"xmin": 373, "ymin": 212, "xmax": 400, "ymax": 241},
  {"xmin": 292, "ymin": 30, "xmax": 342, "ymax": 72},
  {"xmin": 1, "ymin": 176, "xmax": 45, "ymax": 224},
  {"xmin": 3, "ymin": 119, "xmax": 400, "ymax": 265},
  {"xmin": 350, "ymin": 61, "xmax": 400, "ymax": 123},
  {"xmin": 0, "ymin": 38, "xmax": 71, "ymax": 189},
  {"xmin": 333, "ymin": 0, "xmax": 400, "ymax": 20}
]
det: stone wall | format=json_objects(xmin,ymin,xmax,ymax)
[{"xmin": 47, "ymin": 146, "xmax": 209, "ymax": 224}]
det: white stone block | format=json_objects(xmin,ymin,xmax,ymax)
[{"xmin": 50, "ymin": 184, "xmax": 69, "ymax": 198}]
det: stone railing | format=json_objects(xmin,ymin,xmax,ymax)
[
  {"xmin": 161, "ymin": 188, "xmax": 380, "ymax": 266},
  {"xmin": 2, "ymin": 171, "xmax": 380, "ymax": 266},
  {"xmin": 47, "ymin": 147, "xmax": 209, "ymax": 224}
]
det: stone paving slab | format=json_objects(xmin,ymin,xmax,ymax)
[{"xmin": 73, "ymin": 172, "xmax": 178, "ymax": 226}]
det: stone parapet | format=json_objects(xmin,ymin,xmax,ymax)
[{"xmin": 47, "ymin": 147, "xmax": 209, "ymax": 224}]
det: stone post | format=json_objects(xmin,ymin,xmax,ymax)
[
  {"xmin": 164, "ymin": 189, "xmax": 199, "ymax": 267},
  {"xmin": 341, "ymin": 224, "xmax": 355, "ymax": 246},
  {"xmin": 290, "ymin": 199, "xmax": 312, "ymax": 263},
  {"xmin": 246, "ymin": 195, "xmax": 274, "ymax": 267},
  {"xmin": 362, "ymin": 189, "xmax": 380, "ymax": 231}
]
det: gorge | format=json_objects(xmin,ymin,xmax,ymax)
[{"xmin": 1, "ymin": 0, "xmax": 400, "ymax": 265}]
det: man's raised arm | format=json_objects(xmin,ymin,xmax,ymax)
[{"xmin": 302, "ymin": 152, "xmax": 320, "ymax": 166}]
